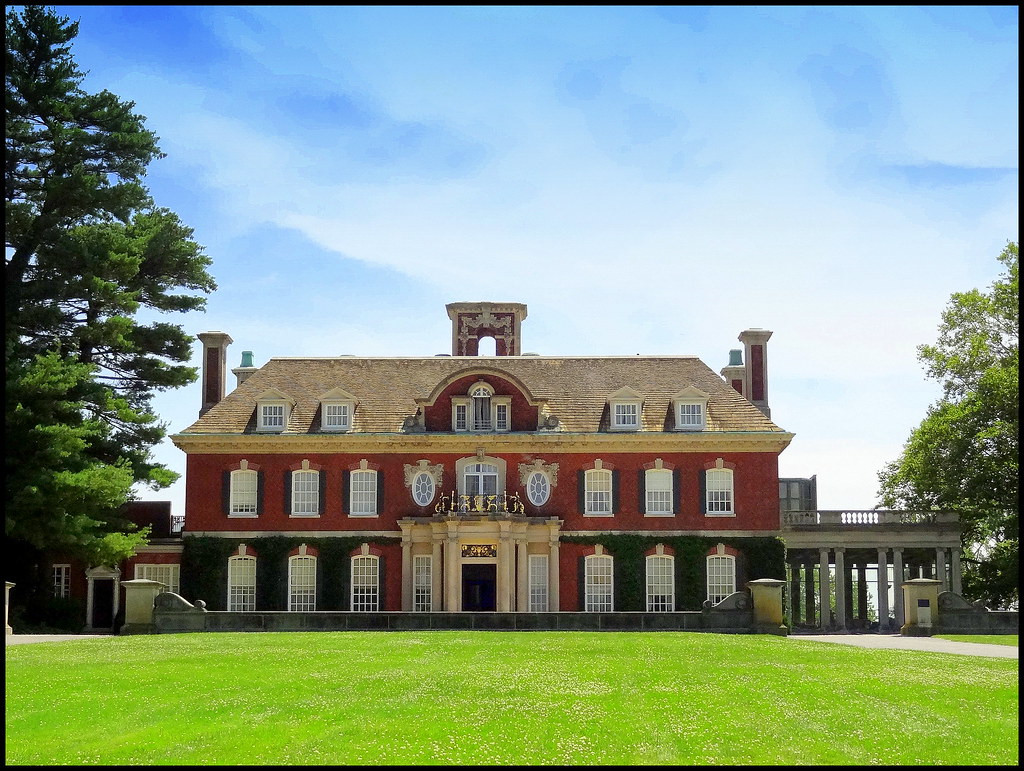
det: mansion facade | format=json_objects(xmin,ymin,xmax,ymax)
[{"xmin": 148, "ymin": 302, "xmax": 791, "ymax": 617}]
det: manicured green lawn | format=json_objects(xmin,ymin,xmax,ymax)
[
  {"xmin": 5, "ymin": 632, "xmax": 1018, "ymax": 766},
  {"xmin": 933, "ymin": 634, "xmax": 1018, "ymax": 647}
]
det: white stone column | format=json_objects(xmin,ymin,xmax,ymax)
[
  {"xmin": 935, "ymin": 547, "xmax": 948, "ymax": 592},
  {"xmin": 444, "ymin": 528, "xmax": 460, "ymax": 611},
  {"xmin": 431, "ymin": 535, "xmax": 443, "ymax": 611},
  {"xmin": 400, "ymin": 528, "xmax": 413, "ymax": 611},
  {"xmin": 834, "ymin": 547, "xmax": 847, "ymax": 631},
  {"xmin": 876, "ymin": 548, "xmax": 890, "ymax": 632},
  {"xmin": 516, "ymin": 537, "xmax": 528, "ymax": 612},
  {"xmin": 892, "ymin": 548, "xmax": 905, "ymax": 628},
  {"xmin": 497, "ymin": 524, "xmax": 511, "ymax": 612},
  {"xmin": 548, "ymin": 531, "xmax": 560, "ymax": 612},
  {"xmin": 950, "ymin": 548, "xmax": 963, "ymax": 596},
  {"xmin": 818, "ymin": 547, "xmax": 830, "ymax": 630}
]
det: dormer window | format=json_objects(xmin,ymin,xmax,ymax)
[
  {"xmin": 255, "ymin": 388, "xmax": 294, "ymax": 433},
  {"xmin": 607, "ymin": 387, "xmax": 643, "ymax": 432},
  {"xmin": 672, "ymin": 387, "xmax": 709, "ymax": 431},
  {"xmin": 452, "ymin": 381, "xmax": 511, "ymax": 432},
  {"xmin": 319, "ymin": 387, "xmax": 359, "ymax": 432}
]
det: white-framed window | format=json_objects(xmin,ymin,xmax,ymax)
[
  {"xmin": 260, "ymin": 403, "xmax": 285, "ymax": 430},
  {"xmin": 350, "ymin": 469, "xmax": 378, "ymax": 516},
  {"xmin": 227, "ymin": 555, "xmax": 256, "ymax": 612},
  {"xmin": 256, "ymin": 389, "xmax": 293, "ymax": 432},
  {"xmin": 52, "ymin": 564, "xmax": 71, "ymax": 599},
  {"xmin": 229, "ymin": 469, "xmax": 258, "ymax": 516},
  {"xmin": 465, "ymin": 462, "xmax": 500, "ymax": 496},
  {"xmin": 413, "ymin": 555, "xmax": 432, "ymax": 612},
  {"xmin": 412, "ymin": 472, "xmax": 435, "ymax": 507},
  {"xmin": 677, "ymin": 402, "xmax": 704, "ymax": 429},
  {"xmin": 529, "ymin": 554, "xmax": 549, "ymax": 612},
  {"xmin": 584, "ymin": 469, "xmax": 613, "ymax": 516},
  {"xmin": 612, "ymin": 401, "xmax": 639, "ymax": 430},
  {"xmin": 323, "ymin": 403, "xmax": 351, "ymax": 431},
  {"xmin": 291, "ymin": 470, "xmax": 320, "ymax": 517},
  {"xmin": 452, "ymin": 382, "xmax": 511, "ymax": 432},
  {"xmin": 645, "ymin": 469, "xmax": 673, "ymax": 516},
  {"xmin": 351, "ymin": 555, "xmax": 379, "ymax": 612},
  {"xmin": 707, "ymin": 555, "xmax": 736, "ymax": 604},
  {"xmin": 527, "ymin": 471, "xmax": 550, "ymax": 506},
  {"xmin": 584, "ymin": 554, "xmax": 614, "ymax": 612},
  {"xmin": 288, "ymin": 555, "xmax": 316, "ymax": 611},
  {"xmin": 646, "ymin": 555, "xmax": 674, "ymax": 612},
  {"xmin": 705, "ymin": 468, "xmax": 734, "ymax": 516},
  {"xmin": 135, "ymin": 563, "xmax": 180, "ymax": 595}
]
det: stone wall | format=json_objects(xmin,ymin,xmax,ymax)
[{"xmin": 936, "ymin": 591, "xmax": 1019, "ymax": 634}]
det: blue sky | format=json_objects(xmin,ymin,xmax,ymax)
[{"xmin": 50, "ymin": 5, "xmax": 1018, "ymax": 515}]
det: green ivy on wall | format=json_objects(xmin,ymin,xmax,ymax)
[
  {"xmin": 561, "ymin": 534, "xmax": 785, "ymax": 611},
  {"xmin": 180, "ymin": 536, "xmax": 400, "ymax": 611}
]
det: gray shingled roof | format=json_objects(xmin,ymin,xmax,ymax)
[{"xmin": 180, "ymin": 356, "xmax": 785, "ymax": 435}]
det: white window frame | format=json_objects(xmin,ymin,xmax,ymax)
[
  {"xmin": 452, "ymin": 382, "xmax": 511, "ymax": 433},
  {"xmin": 527, "ymin": 471, "xmax": 551, "ymax": 506},
  {"xmin": 288, "ymin": 555, "xmax": 317, "ymax": 611},
  {"xmin": 291, "ymin": 469, "xmax": 320, "ymax": 517},
  {"xmin": 351, "ymin": 555, "xmax": 379, "ymax": 612},
  {"xmin": 584, "ymin": 554, "xmax": 614, "ymax": 612},
  {"xmin": 350, "ymin": 469, "xmax": 378, "ymax": 517},
  {"xmin": 229, "ymin": 469, "xmax": 258, "ymax": 517},
  {"xmin": 584, "ymin": 468, "xmax": 613, "ymax": 516},
  {"xmin": 529, "ymin": 554, "xmax": 549, "ymax": 612},
  {"xmin": 707, "ymin": 555, "xmax": 736, "ymax": 605},
  {"xmin": 646, "ymin": 555, "xmax": 674, "ymax": 612},
  {"xmin": 52, "ymin": 564, "xmax": 71, "ymax": 599},
  {"xmin": 705, "ymin": 468, "xmax": 735, "ymax": 516},
  {"xmin": 675, "ymin": 401, "xmax": 705, "ymax": 430},
  {"xmin": 610, "ymin": 400, "xmax": 641, "ymax": 431},
  {"xmin": 227, "ymin": 555, "xmax": 256, "ymax": 612},
  {"xmin": 322, "ymin": 402, "xmax": 352, "ymax": 431},
  {"xmin": 645, "ymin": 469, "xmax": 673, "ymax": 517},
  {"xmin": 413, "ymin": 555, "xmax": 432, "ymax": 612},
  {"xmin": 134, "ymin": 563, "xmax": 180, "ymax": 595},
  {"xmin": 411, "ymin": 471, "xmax": 435, "ymax": 507}
]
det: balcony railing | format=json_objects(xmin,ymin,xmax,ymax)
[
  {"xmin": 434, "ymin": 491, "xmax": 526, "ymax": 516},
  {"xmin": 781, "ymin": 510, "xmax": 959, "ymax": 526}
]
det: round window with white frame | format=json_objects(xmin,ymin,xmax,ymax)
[
  {"xmin": 527, "ymin": 470, "xmax": 550, "ymax": 506},
  {"xmin": 412, "ymin": 472, "xmax": 436, "ymax": 506}
]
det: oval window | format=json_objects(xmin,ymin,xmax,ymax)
[
  {"xmin": 412, "ymin": 472, "xmax": 435, "ymax": 506},
  {"xmin": 527, "ymin": 471, "xmax": 550, "ymax": 506}
]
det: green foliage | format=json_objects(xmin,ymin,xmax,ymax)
[
  {"xmin": 180, "ymin": 536, "xmax": 401, "ymax": 611},
  {"xmin": 4, "ymin": 6, "xmax": 215, "ymax": 575},
  {"xmin": 5, "ymin": 633, "xmax": 1018, "ymax": 765},
  {"xmin": 562, "ymin": 534, "xmax": 785, "ymax": 610},
  {"xmin": 878, "ymin": 242, "xmax": 1019, "ymax": 609}
]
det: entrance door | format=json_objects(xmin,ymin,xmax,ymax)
[
  {"xmin": 92, "ymin": 578, "xmax": 115, "ymax": 629},
  {"xmin": 462, "ymin": 564, "xmax": 497, "ymax": 611}
]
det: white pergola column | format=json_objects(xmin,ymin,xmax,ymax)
[
  {"xmin": 497, "ymin": 523, "xmax": 511, "ymax": 612},
  {"xmin": 892, "ymin": 548, "xmax": 905, "ymax": 628},
  {"xmin": 516, "ymin": 536, "xmax": 529, "ymax": 612},
  {"xmin": 935, "ymin": 547, "xmax": 948, "ymax": 592},
  {"xmin": 834, "ymin": 547, "xmax": 847, "ymax": 631},
  {"xmin": 876, "ymin": 548, "xmax": 890, "ymax": 632},
  {"xmin": 818, "ymin": 547, "xmax": 830, "ymax": 630},
  {"xmin": 444, "ymin": 527, "xmax": 460, "ymax": 611},
  {"xmin": 950, "ymin": 548, "xmax": 963, "ymax": 596}
]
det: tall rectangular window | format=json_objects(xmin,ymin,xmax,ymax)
[
  {"xmin": 227, "ymin": 556, "xmax": 256, "ymax": 611},
  {"xmin": 707, "ymin": 556, "xmax": 736, "ymax": 604},
  {"xmin": 645, "ymin": 469, "xmax": 673, "ymax": 515},
  {"xmin": 288, "ymin": 556, "xmax": 316, "ymax": 611},
  {"xmin": 585, "ymin": 555, "xmax": 613, "ymax": 612},
  {"xmin": 454, "ymin": 403, "xmax": 468, "ymax": 431},
  {"xmin": 706, "ymin": 469, "xmax": 734, "ymax": 515},
  {"xmin": 646, "ymin": 556, "xmax": 674, "ymax": 611},
  {"xmin": 135, "ymin": 564, "xmax": 180, "ymax": 594},
  {"xmin": 413, "ymin": 555, "xmax": 432, "ymax": 612},
  {"xmin": 351, "ymin": 556, "xmax": 379, "ymax": 612},
  {"xmin": 585, "ymin": 469, "xmax": 613, "ymax": 515},
  {"xmin": 230, "ymin": 470, "xmax": 258, "ymax": 515},
  {"xmin": 494, "ymin": 403, "xmax": 509, "ymax": 431},
  {"xmin": 52, "ymin": 564, "xmax": 71, "ymax": 599},
  {"xmin": 529, "ymin": 554, "xmax": 549, "ymax": 612},
  {"xmin": 350, "ymin": 470, "xmax": 377, "ymax": 516},
  {"xmin": 292, "ymin": 470, "xmax": 319, "ymax": 516}
]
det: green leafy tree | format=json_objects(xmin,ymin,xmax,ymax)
[
  {"xmin": 5, "ymin": 6, "xmax": 216, "ymax": 583},
  {"xmin": 878, "ymin": 242, "xmax": 1018, "ymax": 609}
]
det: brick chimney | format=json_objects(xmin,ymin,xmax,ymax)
[
  {"xmin": 446, "ymin": 302, "xmax": 528, "ymax": 356},
  {"xmin": 738, "ymin": 328, "xmax": 772, "ymax": 418},
  {"xmin": 231, "ymin": 350, "xmax": 258, "ymax": 388},
  {"xmin": 720, "ymin": 349, "xmax": 745, "ymax": 396},
  {"xmin": 197, "ymin": 331, "xmax": 232, "ymax": 416}
]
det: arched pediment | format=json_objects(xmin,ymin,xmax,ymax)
[{"xmin": 417, "ymin": 366, "xmax": 545, "ymax": 408}]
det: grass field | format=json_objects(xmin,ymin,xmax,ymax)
[
  {"xmin": 5, "ymin": 632, "xmax": 1018, "ymax": 766},
  {"xmin": 933, "ymin": 634, "xmax": 1018, "ymax": 647}
]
